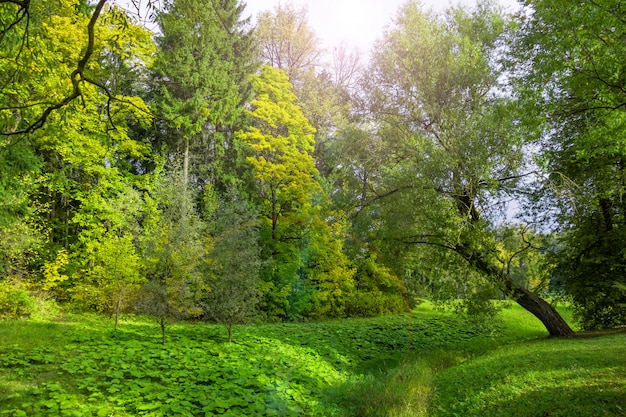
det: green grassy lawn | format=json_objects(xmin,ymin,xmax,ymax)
[{"xmin": 0, "ymin": 303, "xmax": 624, "ymax": 416}]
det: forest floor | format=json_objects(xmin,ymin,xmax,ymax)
[{"xmin": 0, "ymin": 302, "xmax": 624, "ymax": 416}]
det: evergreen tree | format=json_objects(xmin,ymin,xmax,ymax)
[
  {"xmin": 139, "ymin": 167, "xmax": 207, "ymax": 344},
  {"xmin": 200, "ymin": 191, "xmax": 262, "ymax": 342},
  {"xmin": 151, "ymin": 0, "xmax": 257, "ymax": 191}
]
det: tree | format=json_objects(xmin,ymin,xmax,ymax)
[
  {"xmin": 512, "ymin": 0, "xmax": 626, "ymax": 329},
  {"xmin": 255, "ymin": 4, "xmax": 321, "ymax": 85},
  {"xmin": 200, "ymin": 191, "xmax": 262, "ymax": 342},
  {"xmin": 255, "ymin": 3, "xmax": 356, "ymax": 180},
  {"xmin": 347, "ymin": 255, "xmax": 413, "ymax": 317},
  {"xmin": 150, "ymin": 0, "xmax": 256, "ymax": 188},
  {"xmin": 357, "ymin": 1, "xmax": 573, "ymax": 335},
  {"xmin": 70, "ymin": 184, "xmax": 146, "ymax": 329},
  {"xmin": 0, "ymin": 0, "xmax": 153, "ymax": 138},
  {"xmin": 301, "ymin": 208, "xmax": 356, "ymax": 319},
  {"xmin": 238, "ymin": 65, "xmax": 320, "ymax": 317},
  {"xmin": 0, "ymin": 0, "xmax": 153, "ymax": 296},
  {"xmin": 139, "ymin": 168, "xmax": 207, "ymax": 344}
]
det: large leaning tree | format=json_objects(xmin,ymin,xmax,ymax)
[{"xmin": 355, "ymin": 1, "xmax": 574, "ymax": 336}]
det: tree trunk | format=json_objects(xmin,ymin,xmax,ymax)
[
  {"xmin": 160, "ymin": 316, "xmax": 167, "ymax": 345},
  {"xmin": 226, "ymin": 324, "xmax": 233, "ymax": 343},
  {"xmin": 114, "ymin": 294, "xmax": 121, "ymax": 331},
  {"xmin": 457, "ymin": 244, "xmax": 575, "ymax": 337},
  {"xmin": 503, "ymin": 275, "xmax": 575, "ymax": 337},
  {"xmin": 183, "ymin": 137, "xmax": 189, "ymax": 184},
  {"xmin": 271, "ymin": 188, "xmax": 278, "ymax": 241}
]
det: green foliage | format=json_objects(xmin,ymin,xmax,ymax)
[
  {"xmin": 0, "ymin": 0, "xmax": 155, "ymax": 308},
  {"xmin": 0, "ymin": 306, "xmax": 511, "ymax": 416},
  {"xmin": 492, "ymin": 226, "xmax": 552, "ymax": 294},
  {"xmin": 2, "ymin": 304, "xmax": 609, "ymax": 417},
  {"xmin": 0, "ymin": 281, "xmax": 34, "ymax": 319},
  {"xmin": 240, "ymin": 65, "xmax": 320, "ymax": 217},
  {"xmin": 239, "ymin": 65, "xmax": 321, "ymax": 318},
  {"xmin": 69, "ymin": 182, "xmax": 146, "ymax": 319},
  {"xmin": 353, "ymin": 0, "xmax": 521, "ymax": 277},
  {"xmin": 303, "ymin": 215, "xmax": 356, "ymax": 319},
  {"xmin": 151, "ymin": 0, "xmax": 256, "ymax": 189},
  {"xmin": 200, "ymin": 190, "xmax": 262, "ymax": 342},
  {"xmin": 0, "ymin": 144, "xmax": 41, "ymax": 231},
  {"xmin": 347, "ymin": 256, "xmax": 412, "ymax": 317},
  {"xmin": 72, "ymin": 233, "xmax": 144, "ymax": 318},
  {"xmin": 551, "ymin": 227, "xmax": 626, "ymax": 330},
  {"xmin": 513, "ymin": 0, "xmax": 626, "ymax": 329},
  {"xmin": 138, "ymin": 168, "xmax": 207, "ymax": 341}
]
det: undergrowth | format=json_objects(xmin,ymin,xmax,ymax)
[{"xmin": 0, "ymin": 302, "xmax": 623, "ymax": 416}]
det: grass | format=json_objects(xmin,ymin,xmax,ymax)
[
  {"xmin": 432, "ymin": 334, "xmax": 626, "ymax": 417},
  {"xmin": 0, "ymin": 303, "xmax": 624, "ymax": 416}
]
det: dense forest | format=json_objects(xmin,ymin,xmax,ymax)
[{"xmin": 1, "ymin": 0, "xmax": 625, "ymax": 337}]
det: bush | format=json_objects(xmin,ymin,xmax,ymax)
[
  {"xmin": 345, "ymin": 257, "xmax": 412, "ymax": 317},
  {"xmin": 551, "ymin": 228, "xmax": 626, "ymax": 330},
  {"xmin": 346, "ymin": 291, "xmax": 409, "ymax": 317},
  {"xmin": 0, "ymin": 281, "xmax": 35, "ymax": 319}
]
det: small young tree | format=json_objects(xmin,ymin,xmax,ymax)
[
  {"xmin": 69, "ymin": 183, "xmax": 146, "ymax": 327},
  {"xmin": 201, "ymin": 191, "xmax": 262, "ymax": 342},
  {"xmin": 139, "ymin": 168, "xmax": 207, "ymax": 344},
  {"xmin": 85, "ymin": 233, "xmax": 144, "ymax": 330}
]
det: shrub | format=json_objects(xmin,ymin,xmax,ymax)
[
  {"xmin": 346, "ymin": 257, "xmax": 412, "ymax": 317},
  {"xmin": 0, "ymin": 281, "xmax": 35, "ymax": 319}
]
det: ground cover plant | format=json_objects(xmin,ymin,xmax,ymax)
[{"xmin": 0, "ymin": 304, "xmax": 624, "ymax": 416}]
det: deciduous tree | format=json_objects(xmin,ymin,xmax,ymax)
[
  {"xmin": 238, "ymin": 65, "xmax": 319, "ymax": 317},
  {"xmin": 513, "ymin": 0, "xmax": 626, "ymax": 329}
]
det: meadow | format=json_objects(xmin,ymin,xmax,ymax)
[{"xmin": 0, "ymin": 303, "xmax": 624, "ymax": 416}]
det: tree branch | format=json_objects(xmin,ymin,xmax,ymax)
[
  {"xmin": 1, "ymin": 0, "xmax": 108, "ymax": 137},
  {"xmin": 392, "ymin": 235, "xmax": 457, "ymax": 252}
]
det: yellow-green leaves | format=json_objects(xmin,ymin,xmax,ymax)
[
  {"xmin": 240, "ymin": 66, "xmax": 319, "ymax": 219},
  {"xmin": 42, "ymin": 250, "xmax": 71, "ymax": 291}
]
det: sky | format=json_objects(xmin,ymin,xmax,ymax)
[{"xmin": 243, "ymin": 0, "xmax": 521, "ymax": 56}]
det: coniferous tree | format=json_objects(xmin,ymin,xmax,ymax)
[
  {"xmin": 200, "ymin": 191, "xmax": 262, "ymax": 342},
  {"xmin": 150, "ymin": 0, "xmax": 257, "ymax": 191}
]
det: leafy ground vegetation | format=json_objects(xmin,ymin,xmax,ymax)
[{"xmin": 1, "ymin": 304, "xmax": 624, "ymax": 417}]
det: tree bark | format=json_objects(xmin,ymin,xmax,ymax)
[
  {"xmin": 456, "ymin": 244, "xmax": 575, "ymax": 337},
  {"xmin": 504, "ymin": 277, "xmax": 575, "ymax": 337}
]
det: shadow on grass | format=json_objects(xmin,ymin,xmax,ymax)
[
  {"xmin": 431, "ymin": 334, "xmax": 626, "ymax": 417},
  {"xmin": 444, "ymin": 383, "xmax": 626, "ymax": 417}
]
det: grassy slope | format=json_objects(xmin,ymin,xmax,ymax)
[
  {"xmin": 0, "ymin": 303, "xmax": 623, "ymax": 416},
  {"xmin": 432, "ymin": 333, "xmax": 626, "ymax": 417}
]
